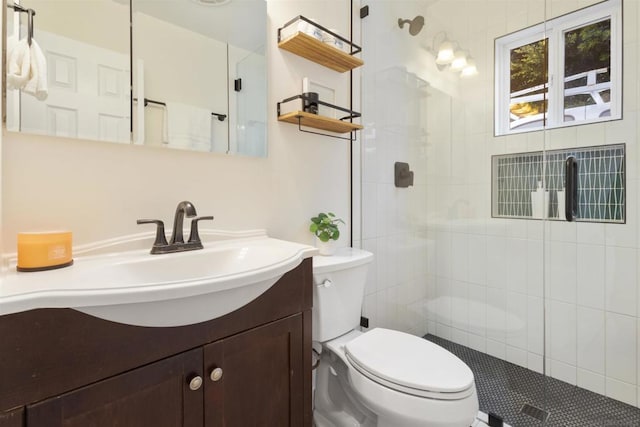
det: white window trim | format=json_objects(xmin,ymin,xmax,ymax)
[{"xmin": 494, "ymin": 0, "xmax": 622, "ymax": 136}]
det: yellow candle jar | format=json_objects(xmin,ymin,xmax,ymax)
[{"xmin": 17, "ymin": 231, "xmax": 73, "ymax": 272}]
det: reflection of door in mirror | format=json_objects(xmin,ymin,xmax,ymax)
[
  {"xmin": 132, "ymin": 0, "xmax": 267, "ymax": 157},
  {"xmin": 5, "ymin": 0, "xmax": 131, "ymax": 143}
]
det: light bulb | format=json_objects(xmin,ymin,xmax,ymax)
[
  {"xmin": 449, "ymin": 50, "xmax": 468, "ymax": 72},
  {"xmin": 435, "ymin": 40, "xmax": 455, "ymax": 65},
  {"xmin": 460, "ymin": 58, "xmax": 478, "ymax": 77}
]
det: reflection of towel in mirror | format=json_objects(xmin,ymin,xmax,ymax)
[
  {"xmin": 162, "ymin": 102, "xmax": 212, "ymax": 151},
  {"xmin": 7, "ymin": 38, "xmax": 48, "ymax": 100}
]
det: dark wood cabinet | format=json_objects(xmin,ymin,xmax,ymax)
[
  {"xmin": 204, "ymin": 314, "xmax": 303, "ymax": 427},
  {"xmin": 27, "ymin": 349, "xmax": 203, "ymax": 427},
  {"xmin": 0, "ymin": 259, "xmax": 312, "ymax": 427}
]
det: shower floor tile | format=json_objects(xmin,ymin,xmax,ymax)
[{"xmin": 425, "ymin": 335, "xmax": 640, "ymax": 427}]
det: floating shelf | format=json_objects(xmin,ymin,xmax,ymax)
[
  {"xmin": 277, "ymin": 94, "xmax": 363, "ymax": 139},
  {"xmin": 278, "ymin": 111, "xmax": 364, "ymax": 134},
  {"xmin": 278, "ymin": 32, "xmax": 363, "ymax": 73},
  {"xmin": 277, "ymin": 16, "xmax": 363, "ymax": 73}
]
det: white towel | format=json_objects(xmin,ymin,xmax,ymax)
[
  {"xmin": 162, "ymin": 102, "xmax": 212, "ymax": 150},
  {"xmin": 7, "ymin": 38, "xmax": 48, "ymax": 101}
]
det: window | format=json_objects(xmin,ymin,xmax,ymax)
[{"xmin": 495, "ymin": 0, "xmax": 622, "ymax": 135}]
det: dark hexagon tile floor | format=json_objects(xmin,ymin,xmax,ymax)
[{"xmin": 425, "ymin": 335, "xmax": 640, "ymax": 427}]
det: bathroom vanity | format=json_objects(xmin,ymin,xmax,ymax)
[{"xmin": 0, "ymin": 259, "xmax": 313, "ymax": 426}]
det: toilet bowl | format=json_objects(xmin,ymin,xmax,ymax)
[{"xmin": 312, "ymin": 248, "xmax": 479, "ymax": 427}]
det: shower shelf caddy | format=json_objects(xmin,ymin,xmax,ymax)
[
  {"xmin": 277, "ymin": 15, "xmax": 363, "ymax": 72},
  {"xmin": 277, "ymin": 94, "xmax": 363, "ymax": 139}
]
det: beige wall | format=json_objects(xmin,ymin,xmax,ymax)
[
  {"xmin": 27, "ymin": 0, "xmax": 129, "ymax": 53},
  {"xmin": 1, "ymin": 1, "xmax": 356, "ymax": 255}
]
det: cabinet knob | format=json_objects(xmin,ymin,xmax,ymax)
[
  {"xmin": 188, "ymin": 375, "xmax": 203, "ymax": 391},
  {"xmin": 210, "ymin": 367, "xmax": 224, "ymax": 382}
]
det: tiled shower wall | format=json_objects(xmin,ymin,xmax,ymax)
[{"xmin": 360, "ymin": 0, "xmax": 640, "ymax": 408}]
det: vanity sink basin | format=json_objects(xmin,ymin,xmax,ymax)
[{"xmin": 0, "ymin": 230, "xmax": 317, "ymax": 326}]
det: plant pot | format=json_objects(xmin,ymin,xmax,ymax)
[{"xmin": 316, "ymin": 238, "xmax": 337, "ymax": 256}]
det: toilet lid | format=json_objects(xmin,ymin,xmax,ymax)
[{"xmin": 345, "ymin": 328, "xmax": 474, "ymax": 394}]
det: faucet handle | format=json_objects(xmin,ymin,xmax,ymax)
[
  {"xmin": 188, "ymin": 216, "xmax": 214, "ymax": 244},
  {"xmin": 137, "ymin": 219, "xmax": 169, "ymax": 249}
]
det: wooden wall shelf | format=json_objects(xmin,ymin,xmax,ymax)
[
  {"xmin": 278, "ymin": 32, "xmax": 364, "ymax": 73},
  {"xmin": 278, "ymin": 111, "xmax": 363, "ymax": 134}
]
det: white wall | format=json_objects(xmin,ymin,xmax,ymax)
[
  {"xmin": 361, "ymin": 0, "xmax": 640, "ymax": 409},
  {"xmin": 1, "ymin": 1, "xmax": 356, "ymax": 256}
]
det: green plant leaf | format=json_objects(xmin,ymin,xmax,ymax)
[
  {"xmin": 318, "ymin": 213, "xmax": 328, "ymax": 219},
  {"xmin": 332, "ymin": 230, "xmax": 340, "ymax": 240},
  {"xmin": 310, "ymin": 217, "xmax": 321, "ymax": 224},
  {"xmin": 318, "ymin": 231, "xmax": 330, "ymax": 242},
  {"xmin": 309, "ymin": 223, "xmax": 318, "ymax": 233},
  {"xmin": 328, "ymin": 212, "xmax": 335, "ymax": 217}
]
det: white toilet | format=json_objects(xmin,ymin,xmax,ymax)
[{"xmin": 312, "ymin": 248, "xmax": 479, "ymax": 427}]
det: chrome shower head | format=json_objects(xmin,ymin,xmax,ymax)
[{"xmin": 398, "ymin": 16, "xmax": 425, "ymax": 36}]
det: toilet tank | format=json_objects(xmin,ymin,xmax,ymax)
[{"xmin": 312, "ymin": 248, "xmax": 374, "ymax": 342}]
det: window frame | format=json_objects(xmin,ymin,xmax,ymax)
[{"xmin": 494, "ymin": 0, "xmax": 622, "ymax": 136}]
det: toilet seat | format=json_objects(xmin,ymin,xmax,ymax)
[{"xmin": 344, "ymin": 328, "xmax": 475, "ymax": 400}]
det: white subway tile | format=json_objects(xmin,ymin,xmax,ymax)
[
  {"xmin": 576, "ymin": 244, "xmax": 605, "ymax": 310},
  {"xmin": 506, "ymin": 238, "xmax": 527, "ymax": 295},
  {"xmin": 577, "ymin": 223, "xmax": 606, "ymax": 245},
  {"xmin": 436, "ymin": 277, "xmax": 452, "ymax": 326},
  {"xmin": 606, "ymin": 378, "xmax": 637, "ymax": 406},
  {"xmin": 577, "ymin": 369, "xmax": 606, "ymax": 395},
  {"xmin": 527, "ymin": 296, "xmax": 544, "ymax": 355},
  {"xmin": 436, "ymin": 231, "xmax": 452, "ymax": 279},
  {"xmin": 451, "ymin": 280, "xmax": 469, "ymax": 331},
  {"xmin": 468, "ymin": 334, "xmax": 486, "ymax": 353},
  {"xmin": 576, "ymin": 307, "xmax": 605, "ymax": 374},
  {"xmin": 606, "ymin": 312, "xmax": 637, "ymax": 385},
  {"xmin": 468, "ymin": 284, "xmax": 487, "ymax": 337},
  {"xmin": 486, "ymin": 339, "xmax": 506, "ymax": 360},
  {"xmin": 362, "ymin": 183, "xmax": 378, "ymax": 239},
  {"xmin": 486, "ymin": 287, "xmax": 507, "ymax": 343},
  {"xmin": 547, "ymin": 220, "xmax": 577, "ymax": 243},
  {"xmin": 506, "ymin": 346, "xmax": 528, "ymax": 368},
  {"xmin": 546, "ymin": 241, "xmax": 577, "ymax": 304},
  {"xmin": 451, "ymin": 233, "xmax": 469, "ymax": 283},
  {"xmin": 549, "ymin": 300, "xmax": 577, "ymax": 365},
  {"xmin": 528, "ymin": 352, "xmax": 544, "ymax": 374},
  {"xmin": 362, "ymin": 239, "xmax": 378, "ymax": 296},
  {"xmin": 550, "ymin": 359, "xmax": 577, "ymax": 385},
  {"xmin": 468, "ymin": 235, "xmax": 487, "ymax": 285},
  {"xmin": 506, "ymin": 292, "xmax": 528, "ymax": 350},
  {"xmin": 436, "ymin": 323, "xmax": 452, "ymax": 341},
  {"xmin": 451, "ymin": 328, "xmax": 469, "ymax": 346},
  {"xmin": 486, "ymin": 236, "xmax": 507, "ymax": 289},
  {"xmin": 505, "ymin": 219, "xmax": 528, "ymax": 239},
  {"xmin": 605, "ymin": 246, "xmax": 638, "ymax": 316},
  {"xmin": 527, "ymin": 240, "xmax": 543, "ymax": 297}
]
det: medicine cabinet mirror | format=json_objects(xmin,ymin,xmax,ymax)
[{"xmin": 4, "ymin": 0, "xmax": 267, "ymax": 158}]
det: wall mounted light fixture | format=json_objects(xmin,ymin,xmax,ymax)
[{"xmin": 430, "ymin": 32, "xmax": 478, "ymax": 77}]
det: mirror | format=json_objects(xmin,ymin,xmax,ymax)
[
  {"xmin": 4, "ymin": 0, "xmax": 267, "ymax": 157},
  {"xmin": 4, "ymin": 0, "xmax": 131, "ymax": 142},
  {"xmin": 132, "ymin": 0, "xmax": 266, "ymax": 156}
]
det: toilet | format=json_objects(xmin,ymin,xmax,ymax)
[{"xmin": 312, "ymin": 248, "xmax": 479, "ymax": 427}]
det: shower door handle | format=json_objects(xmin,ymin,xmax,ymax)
[{"xmin": 565, "ymin": 156, "xmax": 578, "ymax": 221}]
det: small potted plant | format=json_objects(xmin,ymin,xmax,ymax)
[{"xmin": 309, "ymin": 212, "xmax": 344, "ymax": 256}]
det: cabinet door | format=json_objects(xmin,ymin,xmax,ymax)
[
  {"xmin": 27, "ymin": 348, "xmax": 203, "ymax": 427},
  {"xmin": 204, "ymin": 314, "xmax": 303, "ymax": 427},
  {"xmin": 0, "ymin": 407, "xmax": 24, "ymax": 427}
]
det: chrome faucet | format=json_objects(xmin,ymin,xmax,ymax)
[{"xmin": 137, "ymin": 201, "xmax": 213, "ymax": 254}]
